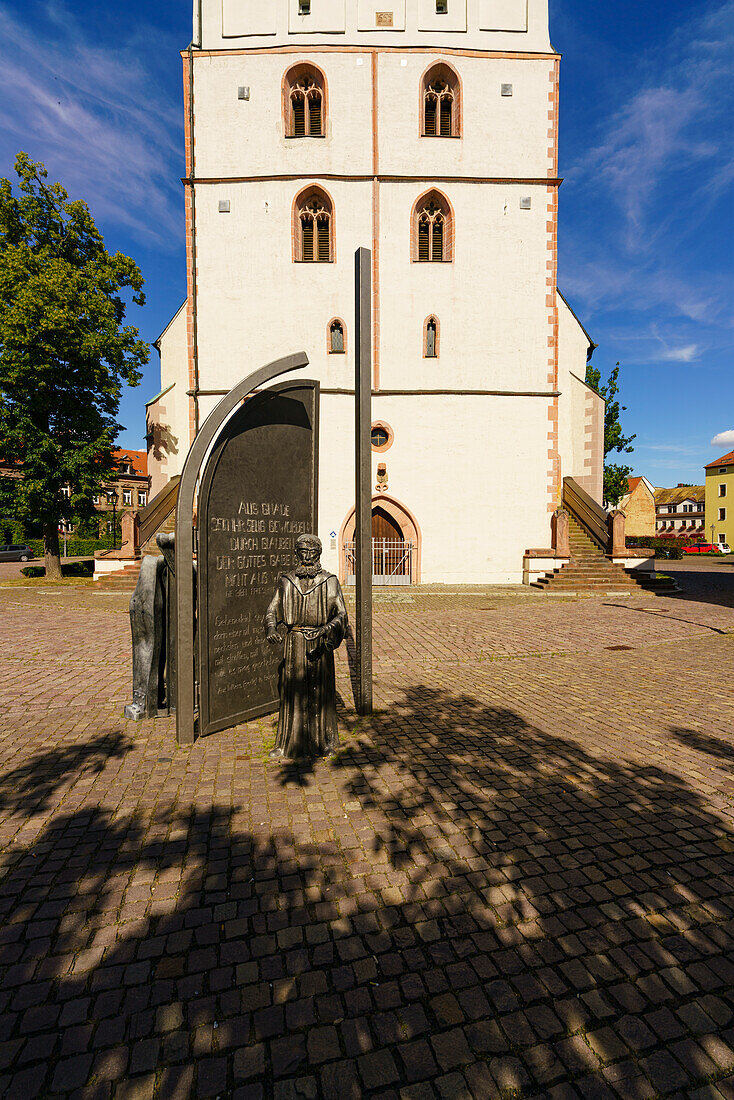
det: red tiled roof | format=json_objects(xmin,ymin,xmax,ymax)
[
  {"xmin": 112, "ymin": 448, "xmax": 148, "ymax": 477},
  {"xmin": 626, "ymin": 477, "xmax": 642, "ymax": 492},
  {"xmin": 705, "ymin": 450, "xmax": 734, "ymax": 469}
]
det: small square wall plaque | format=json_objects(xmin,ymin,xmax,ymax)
[{"xmin": 376, "ymin": 11, "xmax": 394, "ymax": 26}]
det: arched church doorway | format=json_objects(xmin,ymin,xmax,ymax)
[{"xmin": 340, "ymin": 496, "xmax": 422, "ymax": 586}]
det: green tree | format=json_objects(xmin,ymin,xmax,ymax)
[
  {"xmin": 0, "ymin": 154, "xmax": 148, "ymax": 577},
  {"xmin": 585, "ymin": 360, "xmax": 636, "ymax": 508}
]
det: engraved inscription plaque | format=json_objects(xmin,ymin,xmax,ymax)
[
  {"xmin": 376, "ymin": 11, "xmax": 394, "ymax": 26},
  {"xmin": 198, "ymin": 381, "xmax": 319, "ymax": 736}
]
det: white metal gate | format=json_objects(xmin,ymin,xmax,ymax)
[{"xmin": 344, "ymin": 539, "xmax": 415, "ymax": 586}]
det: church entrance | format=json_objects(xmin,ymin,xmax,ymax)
[{"xmin": 343, "ymin": 504, "xmax": 416, "ymax": 586}]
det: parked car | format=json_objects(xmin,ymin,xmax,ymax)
[
  {"xmin": 683, "ymin": 543, "xmax": 717, "ymax": 554},
  {"xmin": 0, "ymin": 544, "xmax": 34, "ymax": 562},
  {"xmin": 719, "ymin": 543, "xmax": 732, "ymax": 555}
]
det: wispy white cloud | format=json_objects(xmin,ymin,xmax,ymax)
[
  {"xmin": 638, "ymin": 443, "xmax": 705, "ymax": 456},
  {"xmin": 560, "ymin": 0, "xmax": 734, "ymax": 339},
  {"xmin": 711, "ymin": 430, "xmax": 734, "ymax": 447},
  {"xmin": 650, "ymin": 324, "xmax": 700, "ymax": 364},
  {"xmin": 0, "ymin": 3, "xmax": 183, "ymax": 248}
]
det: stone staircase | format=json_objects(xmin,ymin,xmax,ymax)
[
  {"xmin": 94, "ymin": 511, "xmax": 176, "ymax": 592},
  {"xmin": 532, "ymin": 517, "xmax": 663, "ymax": 595}
]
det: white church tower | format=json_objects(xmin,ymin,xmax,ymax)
[{"xmin": 148, "ymin": 0, "xmax": 603, "ymax": 584}]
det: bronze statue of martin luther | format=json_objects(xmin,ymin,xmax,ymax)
[{"xmin": 264, "ymin": 534, "xmax": 348, "ymax": 760}]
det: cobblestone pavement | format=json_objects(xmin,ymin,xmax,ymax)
[{"xmin": 1, "ymin": 577, "xmax": 734, "ymax": 1099}]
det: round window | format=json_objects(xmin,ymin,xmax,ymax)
[{"xmin": 371, "ymin": 427, "xmax": 389, "ymax": 449}]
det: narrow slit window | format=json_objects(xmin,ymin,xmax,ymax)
[
  {"xmin": 425, "ymin": 318, "xmax": 438, "ymax": 358},
  {"xmin": 329, "ymin": 320, "xmax": 345, "ymax": 353}
]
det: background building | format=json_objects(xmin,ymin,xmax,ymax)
[
  {"xmin": 89, "ymin": 449, "xmax": 149, "ymax": 536},
  {"xmin": 1, "ymin": 449, "xmax": 149, "ymax": 539},
  {"xmin": 705, "ymin": 451, "xmax": 734, "ymax": 548},
  {"xmin": 654, "ymin": 485, "xmax": 705, "ymax": 539},
  {"xmin": 147, "ymin": 0, "xmax": 604, "ymax": 584},
  {"xmin": 619, "ymin": 476, "xmax": 655, "ymax": 539}
]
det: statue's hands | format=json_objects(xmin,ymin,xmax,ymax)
[{"xmin": 266, "ymin": 632, "xmax": 281, "ymax": 646}]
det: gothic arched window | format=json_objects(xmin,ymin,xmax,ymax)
[
  {"xmin": 329, "ymin": 319, "xmax": 345, "ymax": 353},
  {"xmin": 413, "ymin": 191, "xmax": 452, "ymax": 262},
  {"xmin": 294, "ymin": 187, "xmax": 334, "ymax": 263},
  {"xmin": 284, "ymin": 65, "xmax": 326, "ymax": 138},
  {"xmin": 422, "ymin": 63, "xmax": 460, "ymax": 138}
]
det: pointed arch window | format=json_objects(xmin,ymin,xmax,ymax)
[
  {"xmin": 295, "ymin": 188, "xmax": 334, "ymax": 263},
  {"xmin": 422, "ymin": 63, "xmax": 460, "ymax": 138},
  {"xmin": 413, "ymin": 192, "xmax": 452, "ymax": 262},
  {"xmin": 424, "ymin": 317, "xmax": 439, "ymax": 358},
  {"xmin": 329, "ymin": 319, "xmax": 345, "ymax": 353},
  {"xmin": 285, "ymin": 65, "xmax": 326, "ymax": 139}
]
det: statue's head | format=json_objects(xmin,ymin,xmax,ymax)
[{"xmin": 295, "ymin": 533, "xmax": 322, "ymax": 577}]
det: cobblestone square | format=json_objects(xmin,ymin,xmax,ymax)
[{"xmin": 1, "ymin": 569, "xmax": 734, "ymax": 1098}]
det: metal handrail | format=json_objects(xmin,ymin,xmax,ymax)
[
  {"xmin": 562, "ymin": 477, "xmax": 609, "ymax": 551},
  {"xmin": 138, "ymin": 476, "xmax": 180, "ymax": 549}
]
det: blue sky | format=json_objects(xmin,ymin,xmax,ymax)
[{"xmin": 1, "ymin": 0, "xmax": 733, "ymax": 486}]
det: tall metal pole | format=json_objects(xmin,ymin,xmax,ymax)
[{"xmin": 355, "ymin": 248, "xmax": 373, "ymax": 715}]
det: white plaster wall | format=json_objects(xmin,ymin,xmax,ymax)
[
  {"xmin": 555, "ymin": 292, "xmax": 604, "ymax": 505},
  {"xmin": 376, "ymin": 53, "xmax": 553, "ymax": 179},
  {"xmin": 192, "ymin": 54, "xmax": 374, "ymax": 179},
  {"xmin": 191, "ymin": 179, "xmax": 551, "ymax": 395},
  {"xmin": 206, "ymin": 0, "xmax": 552, "ymax": 52},
  {"xmin": 148, "ymin": 305, "xmax": 190, "ymax": 494},
  {"xmin": 379, "ymin": 181, "xmax": 550, "ymax": 391},
  {"xmin": 192, "ymin": 53, "xmax": 552, "ymax": 181},
  {"xmin": 193, "ymin": 179, "xmax": 371, "ymax": 390},
  {"xmin": 317, "ymin": 392, "xmax": 551, "ymax": 583}
]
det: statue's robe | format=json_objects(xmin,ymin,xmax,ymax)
[{"xmin": 264, "ymin": 570, "xmax": 348, "ymax": 759}]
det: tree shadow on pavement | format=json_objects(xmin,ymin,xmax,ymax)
[
  {"xmin": 0, "ymin": 730, "xmax": 131, "ymax": 818},
  {"xmin": 670, "ymin": 725, "xmax": 734, "ymax": 765},
  {"xmin": 0, "ymin": 693, "xmax": 733, "ymax": 1098},
  {"xmin": 663, "ymin": 564, "xmax": 734, "ymax": 612}
]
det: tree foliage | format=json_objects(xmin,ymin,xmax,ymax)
[
  {"xmin": 0, "ymin": 154, "xmax": 148, "ymax": 575},
  {"xmin": 585, "ymin": 361, "xmax": 636, "ymax": 507}
]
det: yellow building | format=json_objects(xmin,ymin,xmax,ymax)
[{"xmin": 704, "ymin": 450, "xmax": 734, "ymax": 548}]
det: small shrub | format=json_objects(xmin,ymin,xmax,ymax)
[
  {"xmin": 20, "ymin": 560, "xmax": 94, "ymax": 580},
  {"xmin": 20, "ymin": 565, "xmax": 45, "ymax": 578},
  {"xmin": 626, "ymin": 537, "xmax": 683, "ymax": 560}
]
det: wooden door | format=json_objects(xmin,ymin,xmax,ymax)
[{"xmin": 372, "ymin": 508, "xmax": 402, "ymax": 541}]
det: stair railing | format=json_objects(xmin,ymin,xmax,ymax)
[
  {"xmin": 138, "ymin": 475, "xmax": 180, "ymax": 550},
  {"xmin": 562, "ymin": 477, "xmax": 625, "ymax": 556}
]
